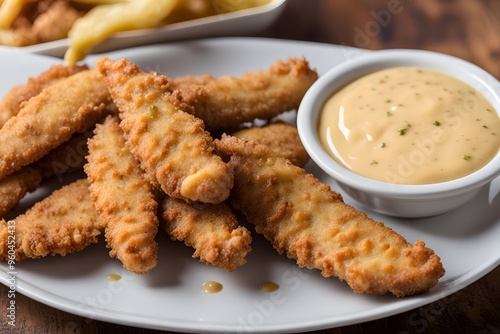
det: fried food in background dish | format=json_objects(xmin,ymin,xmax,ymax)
[
  {"xmin": 160, "ymin": 196, "xmax": 251, "ymax": 272},
  {"xmin": 0, "ymin": 68, "xmax": 115, "ymax": 180},
  {"xmin": 64, "ymin": 0, "xmax": 272, "ymax": 64},
  {"xmin": 0, "ymin": 63, "xmax": 88, "ymax": 128},
  {"xmin": 163, "ymin": 0, "xmax": 271, "ymax": 24},
  {"xmin": 0, "ymin": 133, "xmax": 89, "ymax": 217},
  {"xmin": 215, "ymin": 135, "xmax": 445, "ymax": 297},
  {"xmin": 85, "ymin": 116, "xmax": 158, "ymax": 274},
  {"xmin": 172, "ymin": 57, "xmax": 318, "ymax": 130},
  {"xmin": 0, "ymin": 0, "xmax": 26, "ymax": 29},
  {"xmin": 0, "ymin": 0, "xmax": 84, "ymax": 47},
  {"xmin": 0, "ymin": 0, "xmax": 271, "ymax": 63},
  {"xmin": 96, "ymin": 57, "xmax": 233, "ymax": 204},
  {"xmin": 0, "ymin": 179, "xmax": 101, "ymax": 261},
  {"xmin": 232, "ymin": 121, "xmax": 310, "ymax": 167}
]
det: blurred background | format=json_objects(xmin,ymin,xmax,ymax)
[{"xmin": 261, "ymin": 0, "xmax": 500, "ymax": 79}]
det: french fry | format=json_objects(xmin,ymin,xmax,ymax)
[
  {"xmin": 212, "ymin": 0, "xmax": 270, "ymax": 14},
  {"xmin": 64, "ymin": 0, "xmax": 181, "ymax": 65},
  {"xmin": 69, "ymin": 0, "xmax": 130, "ymax": 4},
  {"xmin": 0, "ymin": 0, "xmax": 26, "ymax": 29}
]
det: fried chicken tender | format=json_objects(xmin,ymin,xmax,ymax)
[
  {"xmin": 232, "ymin": 121, "xmax": 310, "ymax": 167},
  {"xmin": 0, "ymin": 0, "xmax": 84, "ymax": 47},
  {"xmin": 0, "ymin": 133, "xmax": 89, "ymax": 217},
  {"xmin": 96, "ymin": 57, "xmax": 233, "ymax": 204},
  {"xmin": 0, "ymin": 68, "xmax": 115, "ymax": 180},
  {"xmin": 160, "ymin": 196, "xmax": 251, "ymax": 272},
  {"xmin": 0, "ymin": 179, "xmax": 101, "ymax": 261},
  {"xmin": 0, "ymin": 166, "xmax": 41, "ymax": 218},
  {"xmin": 85, "ymin": 115, "xmax": 159, "ymax": 274},
  {"xmin": 0, "ymin": 63, "xmax": 88, "ymax": 129},
  {"xmin": 170, "ymin": 74, "xmax": 214, "ymax": 90},
  {"xmin": 35, "ymin": 132, "xmax": 89, "ymax": 178},
  {"xmin": 172, "ymin": 57, "xmax": 318, "ymax": 130},
  {"xmin": 215, "ymin": 135, "xmax": 445, "ymax": 297}
]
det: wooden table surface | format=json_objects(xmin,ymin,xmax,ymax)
[{"xmin": 1, "ymin": 1, "xmax": 499, "ymax": 333}]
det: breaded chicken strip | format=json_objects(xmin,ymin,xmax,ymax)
[
  {"xmin": 0, "ymin": 63, "xmax": 88, "ymax": 128},
  {"xmin": 0, "ymin": 166, "xmax": 41, "ymax": 218},
  {"xmin": 85, "ymin": 116, "xmax": 158, "ymax": 274},
  {"xmin": 232, "ymin": 121, "xmax": 310, "ymax": 167},
  {"xmin": 215, "ymin": 135, "xmax": 445, "ymax": 297},
  {"xmin": 158, "ymin": 121, "xmax": 310, "ymax": 272},
  {"xmin": 172, "ymin": 57, "xmax": 318, "ymax": 130},
  {"xmin": 35, "ymin": 132, "xmax": 89, "ymax": 179},
  {"xmin": 160, "ymin": 196, "xmax": 251, "ymax": 272},
  {"xmin": 0, "ymin": 179, "xmax": 101, "ymax": 261},
  {"xmin": 0, "ymin": 68, "xmax": 115, "ymax": 179},
  {"xmin": 96, "ymin": 57, "xmax": 233, "ymax": 204},
  {"xmin": 0, "ymin": 133, "xmax": 89, "ymax": 217},
  {"xmin": 170, "ymin": 74, "xmax": 214, "ymax": 90}
]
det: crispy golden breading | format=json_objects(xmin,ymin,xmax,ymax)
[
  {"xmin": 172, "ymin": 57, "xmax": 318, "ymax": 130},
  {"xmin": 0, "ymin": 63, "xmax": 88, "ymax": 129},
  {"xmin": 215, "ymin": 135, "xmax": 445, "ymax": 297},
  {"xmin": 96, "ymin": 57, "xmax": 233, "ymax": 204},
  {"xmin": 170, "ymin": 74, "xmax": 214, "ymax": 90},
  {"xmin": 85, "ymin": 115, "xmax": 158, "ymax": 274},
  {"xmin": 0, "ymin": 166, "xmax": 42, "ymax": 218},
  {"xmin": 0, "ymin": 132, "xmax": 88, "ymax": 217},
  {"xmin": 160, "ymin": 196, "xmax": 251, "ymax": 272},
  {"xmin": 232, "ymin": 121, "xmax": 310, "ymax": 167},
  {"xmin": 0, "ymin": 68, "xmax": 115, "ymax": 179},
  {"xmin": 0, "ymin": 179, "xmax": 101, "ymax": 261}
]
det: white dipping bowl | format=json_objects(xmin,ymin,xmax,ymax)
[{"xmin": 297, "ymin": 49, "xmax": 500, "ymax": 218}]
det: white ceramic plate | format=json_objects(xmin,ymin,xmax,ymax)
[
  {"xmin": 0, "ymin": 0, "xmax": 287, "ymax": 58},
  {"xmin": 1, "ymin": 38, "xmax": 499, "ymax": 334}
]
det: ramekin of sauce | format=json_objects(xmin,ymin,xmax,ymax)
[{"xmin": 297, "ymin": 49, "xmax": 500, "ymax": 218}]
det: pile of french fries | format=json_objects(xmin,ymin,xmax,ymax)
[{"xmin": 0, "ymin": 0, "xmax": 271, "ymax": 63}]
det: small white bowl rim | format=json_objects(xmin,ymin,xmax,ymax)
[{"xmin": 297, "ymin": 49, "xmax": 500, "ymax": 199}]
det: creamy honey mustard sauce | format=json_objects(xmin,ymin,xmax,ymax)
[
  {"xmin": 318, "ymin": 67, "xmax": 500, "ymax": 184},
  {"xmin": 201, "ymin": 280, "xmax": 223, "ymax": 293},
  {"xmin": 259, "ymin": 281, "xmax": 280, "ymax": 293},
  {"xmin": 106, "ymin": 273, "xmax": 121, "ymax": 281}
]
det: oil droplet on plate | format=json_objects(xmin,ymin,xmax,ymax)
[
  {"xmin": 202, "ymin": 281, "xmax": 223, "ymax": 293},
  {"xmin": 259, "ymin": 281, "xmax": 279, "ymax": 293},
  {"xmin": 107, "ymin": 273, "xmax": 121, "ymax": 281}
]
